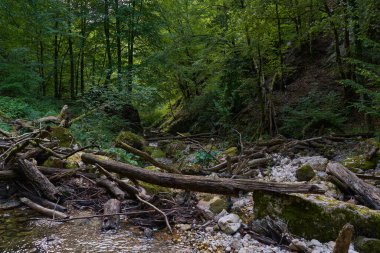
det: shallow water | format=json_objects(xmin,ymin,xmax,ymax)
[{"xmin": 0, "ymin": 208, "xmax": 189, "ymax": 253}]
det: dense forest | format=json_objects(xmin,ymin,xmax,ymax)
[
  {"xmin": 0, "ymin": 0, "xmax": 379, "ymax": 143},
  {"xmin": 0, "ymin": 1, "xmax": 380, "ymax": 252}
]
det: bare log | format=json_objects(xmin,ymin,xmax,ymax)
[
  {"xmin": 82, "ymin": 154, "xmax": 324, "ymax": 195},
  {"xmin": 17, "ymin": 159, "xmax": 60, "ymax": 201},
  {"xmin": 19, "ymin": 192, "xmax": 67, "ymax": 213},
  {"xmin": 333, "ymin": 223, "xmax": 354, "ymax": 253},
  {"xmin": 327, "ymin": 162, "xmax": 380, "ymax": 210},
  {"xmin": 102, "ymin": 199, "xmax": 121, "ymax": 231},
  {"xmin": 0, "ymin": 170, "xmax": 17, "ymax": 180},
  {"xmin": 19, "ymin": 197, "xmax": 68, "ymax": 219},
  {"xmin": 97, "ymin": 176, "xmax": 125, "ymax": 200},
  {"xmin": 116, "ymin": 141, "xmax": 180, "ymax": 174}
]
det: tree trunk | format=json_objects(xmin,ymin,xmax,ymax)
[
  {"xmin": 115, "ymin": 0, "xmax": 122, "ymax": 83},
  {"xmin": 104, "ymin": 0, "xmax": 112, "ymax": 85},
  {"xmin": 82, "ymin": 154, "xmax": 324, "ymax": 195},
  {"xmin": 68, "ymin": 0, "xmax": 75, "ymax": 99},
  {"xmin": 54, "ymin": 21, "xmax": 59, "ymax": 98}
]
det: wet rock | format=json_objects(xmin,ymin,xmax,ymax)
[
  {"xmin": 218, "ymin": 213, "xmax": 242, "ymax": 235},
  {"xmin": 197, "ymin": 194, "xmax": 229, "ymax": 217},
  {"xmin": 253, "ymin": 192, "xmax": 380, "ymax": 242},
  {"xmin": 354, "ymin": 236, "xmax": 380, "ymax": 253},
  {"xmin": 296, "ymin": 164, "xmax": 316, "ymax": 181}
]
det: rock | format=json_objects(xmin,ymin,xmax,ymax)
[
  {"xmin": 205, "ymin": 226, "xmax": 214, "ymax": 233},
  {"xmin": 49, "ymin": 126, "xmax": 75, "ymax": 147},
  {"xmin": 213, "ymin": 209, "xmax": 229, "ymax": 222},
  {"xmin": 116, "ymin": 131, "xmax": 145, "ymax": 149},
  {"xmin": 253, "ymin": 192, "xmax": 380, "ymax": 242},
  {"xmin": 218, "ymin": 213, "xmax": 242, "ymax": 235},
  {"xmin": 355, "ymin": 237, "xmax": 380, "ymax": 253},
  {"xmin": 144, "ymin": 147, "xmax": 166, "ymax": 159},
  {"xmin": 197, "ymin": 194, "xmax": 230, "ymax": 217},
  {"xmin": 43, "ymin": 156, "xmax": 65, "ymax": 168},
  {"xmin": 296, "ymin": 164, "xmax": 316, "ymax": 181},
  {"xmin": 289, "ymin": 239, "xmax": 308, "ymax": 252},
  {"xmin": 224, "ymin": 147, "xmax": 238, "ymax": 157},
  {"xmin": 177, "ymin": 224, "xmax": 192, "ymax": 231},
  {"xmin": 300, "ymin": 156, "xmax": 329, "ymax": 171},
  {"xmin": 342, "ymin": 155, "xmax": 377, "ymax": 172},
  {"xmin": 143, "ymin": 227, "xmax": 154, "ymax": 238},
  {"xmin": 0, "ymin": 199, "xmax": 21, "ymax": 210}
]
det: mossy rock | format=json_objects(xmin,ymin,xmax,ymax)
[
  {"xmin": 342, "ymin": 155, "xmax": 376, "ymax": 172},
  {"xmin": 295, "ymin": 164, "xmax": 316, "ymax": 181},
  {"xmin": 116, "ymin": 131, "xmax": 146, "ymax": 149},
  {"xmin": 49, "ymin": 126, "xmax": 75, "ymax": 148},
  {"xmin": 355, "ymin": 237, "xmax": 380, "ymax": 253},
  {"xmin": 65, "ymin": 152, "xmax": 84, "ymax": 169},
  {"xmin": 144, "ymin": 166, "xmax": 160, "ymax": 172},
  {"xmin": 43, "ymin": 157, "xmax": 64, "ymax": 168},
  {"xmin": 224, "ymin": 147, "xmax": 238, "ymax": 157},
  {"xmin": 163, "ymin": 140, "xmax": 186, "ymax": 158},
  {"xmin": 143, "ymin": 146, "xmax": 166, "ymax": 159},
  {"xmin": 197, "ymin": 194, "xmax": 229, "ymax": 215},
  {"xmin": 253, "ymin": 192, "xmax": 380, "ymax": 242}
]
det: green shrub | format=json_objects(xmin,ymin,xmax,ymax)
[{"xmin": 281, "ymin": 91, "xmax": 347, "ymax": 138}]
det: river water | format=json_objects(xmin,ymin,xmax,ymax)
[{"xmin": 0, "ymin": 207, "xmax": 188, "ymax": 253}]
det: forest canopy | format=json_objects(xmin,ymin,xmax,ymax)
[{"xmin": 0, "ymin": 0, "xmax": 379, "ymax": 143}]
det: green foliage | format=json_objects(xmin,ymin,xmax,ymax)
[
  {"xmin": 192, "ymin": 150, "xmax": 220, "ymax": 166},
  {"xmin": 104, "ymin": 147, "xmax": 141, "ymax": 167},
  {"xmin": 281, "ymin": 91, "xmax": 347, "ymax": 138}
]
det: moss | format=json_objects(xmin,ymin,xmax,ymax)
[
  {"xmin": 295, "ymin": 164, "xmax": 316, "ymax": 181},
  {"xmin": 43, "ymin": 157, "xmax": 64, "ymax": 168},
  {"xmin": 49, "ymin": 126, "xmax": 75, "ymax": 147},
  {"xmin": 65, "ymin": 152, "xmax": 84, "ymax": 169},
  {"xmin": 144, "ymin": 166, "xmax": 160, "ymax": 172},
  {"xmin": 209, "ymin": 198, "xmax": 229, "ymax": 214},
  {"xmin": 342, "ymin": 155, "xmax": 376, "ymax": 172},
  {"xmin": 143, "ymin": 146, "xmax": 166, "ymax": 159},
  {"xmin": 224, "ymin": 147, "xmax": 238, "ymax": 157},
  {"xmin": 253, "ymin": 192, "xmax": 380, "ymax": 242},
  {"xmin": 116, "ymin": 131, "xmax": 145, "ymax": 149},
  {"xmin": 139, "ymin": 181, "xmax": 171, "ymax": 194},
  {"xmin": 355, "ymin": 237, "xmax": 380, "ymax": 253}
]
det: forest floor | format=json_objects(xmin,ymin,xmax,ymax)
[{"xmin": 0, "ymin": 116, "xmax": 379, "ymax": 252}]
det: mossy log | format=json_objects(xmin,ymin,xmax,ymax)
[
  {"xmin": 82, "ymin": 153, "xmax": 324, "ymax": 195},
  {"xmin": 326, "ymin": 162, "xmax": 380, "ymax": 210}
]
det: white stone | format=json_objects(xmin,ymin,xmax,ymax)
[{"xmin": 218, "ymin": 213, "xmax": 242, "ymax": 235}]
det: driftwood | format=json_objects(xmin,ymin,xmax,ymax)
[
  {"xmin": 333, "ymin": 223, "xmax": 354, "ymax": 253},
  {"xmin": 102, "ymin": 199, "xmax": 121, "ymax": 231},
  {"xmin": 19, "ymin": 191, "xmax": 67, "ymax": 213},
  {"xmin": 0, "ymin": 170, "xmax": 17, "ymax": 180},
  {"xmin": 17, "ymin": 159, "xmax": 60, "ymax": 201},
  {"xmin": 327, "ymin": 162, "xmax": 380, "ymax": 210},
  {"xmin": 97, "ymin": 176, "xmax": 125, "ymax": 200},
  {"xmin": 116, "ymin": 141, "xmax": 180, "ymax": 174},
  {"xmin": 19, "ymin": 197, "xmax": 68, "ymax": 219},
  {"xmin": 82, "ymin": 154, "xmax": 324, "ymax": 195}
]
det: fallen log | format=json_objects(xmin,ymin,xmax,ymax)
[
  {"xmin": 102, "ymin": 199, "xmax": 121, "ymax": 231},
  {"xmin": 20, "ymin": 197, "xmax": 68, "ymax": 219},
  {"xmin": 82, "ymin": 154, "xmax": 324, "ymax": 195},
  {"xmin": 116, "ymin": 141, "xmax": 180, "ymax": 174},
  {"xmin": 17, "ymin": 159, "xmax": 60, "ymax": 201},
  {"xmin": 0, "ymin": 170, "xmax": 16, "ymax": 180},
  {"xmin": 19, "ymin": 191, "xmax": 67, "ymax": 213},
  {"xmin": 327, "ymin": 162, "xmax": 380, "ymax": 210},
  {"xmin": 96, "ymin": 176, "xmax": 125, "ymax": 200}
]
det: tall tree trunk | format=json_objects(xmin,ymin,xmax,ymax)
[
  {"xmin": 275, "ymin": 0, "xmax": 285, "ymax": 90},
  {"xmin": 115, "ymin": 0, "xmax": 122, "ymax": 83},
  {"xmin": 127, "ymin": 0, "xmax": 137, "ymax": 93},
  {"xmin": 79, "ymin": 2, "xmax": 87, "ymax": 95},
  {"xmin": 104, "ymin": 0, "xmax": 112, "ymax": 86},
  {"xmin": 54, "ymin": 22, "xmax": 59, "ymax": 98},
  {"xmin": 38, "ymin": 39, "xmax": 46, "ymax": 96},
  {"xmin": 68, "ymin": 0, "xmax": 75, "ymax": 99}
]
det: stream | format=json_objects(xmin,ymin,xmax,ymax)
[{"xmin": 0, "ymin": 207, "xmax": 187, "ymax": 253}]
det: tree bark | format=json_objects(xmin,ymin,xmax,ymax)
[
  {"xmin": 102, "ymin": 199, "xmax": 121, "ymax": 231},
  {"xmin": 326, "ymin": 162, "xmax": 380, "ymax": 210},
  {"xmin": 96, "ymin": 176, "xmax": 125, "ymax": 200},
  {"xmin": 333, "ymin": 223, "xmax": 354, "ymax": 253},
  {"xmin": 17, "ymin": 159, "xmax": 60, "ymax": 201},
  {"xmin": 82, "ymin": 154, "xmax": 324, "ymax": 195},
  {"xmin": 104, "ymin": 0, "xmax": 112, "ymax": 85},
  {"xmin": 19, "ymin": 197, "xmax": 68, "ymax": 219}
]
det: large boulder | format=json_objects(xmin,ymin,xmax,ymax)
[{"xmin": 253, "ymin": 192, "xmax": 380, "ymax": 242}]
